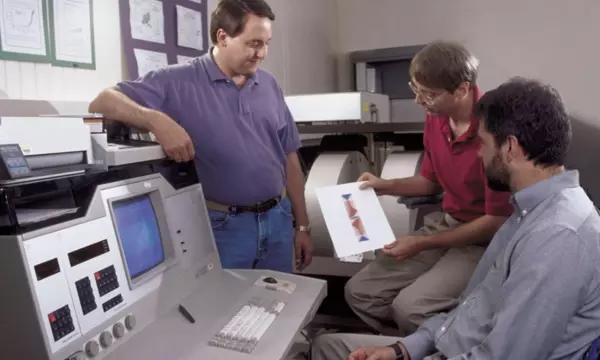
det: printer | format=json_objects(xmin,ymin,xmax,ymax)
[
  {"xmin": 0, "ymin": 115, "xmax": 326, "ymax": 359},
  {"xmin": 284, "ymin": 93, "xmax": 426, "ymax": 276}
]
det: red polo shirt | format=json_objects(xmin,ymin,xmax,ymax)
[{"xmin": 419, "ymin": 88, "xmax": 513, "ymax": 222}]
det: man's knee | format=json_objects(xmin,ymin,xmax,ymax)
[
  {"xmin": 345, "ymin": 271, "xmax": 377, "ymax": 311},
  {"xmin": 344, "ymin": 276, "xmax": 356, "ymax": 306},
  {"xmin": 391, "ymin": 291, "xmax": 424, "ymax": 333},
  {"xmin": 311, "ymin": 334, "xmax": 348, "ymax": 360}
]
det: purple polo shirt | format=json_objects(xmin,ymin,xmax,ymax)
[{"xmin": 117, "ymin": 52, "xmax": 301, "ymax": 205}]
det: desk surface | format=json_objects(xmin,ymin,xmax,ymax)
[{"xmin": 107, "ymin": 269, "xmax": 327, "ymax": 360}]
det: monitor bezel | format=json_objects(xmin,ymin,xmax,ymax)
[{"xmin": 108, "ymin": 187, "xmax": 175, "ymax": 290}]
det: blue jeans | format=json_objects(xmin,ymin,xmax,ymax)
[{"xmin": 208, "ymin": 197, "xmax": 294, "ymax": 272}]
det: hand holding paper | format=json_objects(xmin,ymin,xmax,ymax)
[
  {"xmin": 382, "ymin": 234, "xmax": 426, "ymax": 261},
  {"xmin": 357, "ymin": 171, "xmax": 389, "ymax": 195}
]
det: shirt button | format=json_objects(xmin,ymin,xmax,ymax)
[
  {"xmin": 441, "ymin": 326, "xmax": 446, "ymax": 332},
  {"xmin": 521, "ymin": 209, "xmax": 528, "ymax": 216}
]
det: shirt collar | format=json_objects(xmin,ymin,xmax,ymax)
[
  {"xmin": 511, "ymin": 170, "xmax": 580, "ymax": 215},
  {"xmin": 201, "ymin": 47, "xmax": 260, "ymax": 85}
]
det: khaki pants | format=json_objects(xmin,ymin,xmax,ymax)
[
  {"xmin": 311, "ymin": 332, "xmax": 447, "ymax": 360},
  {"xmin": 344, "ymin": 212, "xmax": 485, "ymax": 335}
]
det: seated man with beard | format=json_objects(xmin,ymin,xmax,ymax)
[{"xmin": 312, "ymin": 78, "xmax": 600, "ymax": 360}]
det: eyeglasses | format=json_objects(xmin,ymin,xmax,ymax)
[{"xmin": 408, "ymin": 81, "xmax": 445, "ymax": 105}]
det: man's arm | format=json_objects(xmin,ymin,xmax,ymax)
[
  {"xmin": 89, "ymin": 88, "xmax": 194, "ymax": 162},
  {"xmin": 359, "ymin": 173, "xmax": 442, "ymax": 197},
  {"xmin": 285, "ymin": 152, "xmax": 313, "ymax": 269},
  {"xmin": 446, "ymin": 227, "xmax": 587, "ymax": 360}
]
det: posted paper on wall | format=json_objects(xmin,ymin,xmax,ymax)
[
  {"xmin": 129, "ymin": 0, "xmax": 164, "ymax": 44},
  {"xmin": 177, "ymin": 55, "xmax": 195, "ymax": 64},
  {"xmin": 315, "ymin": 182, "xmax": 395, "ymax": 258},
  {"xmin": 134, "ymin": 48, "xmax": 167, "ymax": 77},
  {"xmin": 52, "ymin": 0, "xmax": 93, "ymax": 64},
  {"xmin": 176, "ymin": 5, "xmax": 203, "ymax": 50},
  {"xmin": 0, "ymin": 0, "xmax": 47, "ymax": 55}
]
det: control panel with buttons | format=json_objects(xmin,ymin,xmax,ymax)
[
  {"xmin": 81, "ymin": 316, "xmax": 134, "ymax": 358},
  {"xmin": 76, "ymin": 277, "xmax": 97, "ymax": 315},
  {"xmin": 2, "ymin": 175, "xmax": 210, "ymax": 359},
  {"xmin": 99, "ymin": 330, "xmax": 113, "ymax": 348},
  {"xmin": 102, "ymin": 294, "xmax": 123, "ymax": 312},
  {"xmin": 95, "ymin": 265, "xmax": 119, "ymax": 296},
  {"xmin": 0, "ymin": 144, "xmax": 31, "ymax": 179},
  {"xmin": 48, "ymin": 305, "xmax": 75, "ymax": 341},
  {"xmin": 112, "ymin": 322, "xmax": 125, "ymax": 338},
  {"xmin": 85, "ymin": 340, "xmax": 100, "ymax": 358}
]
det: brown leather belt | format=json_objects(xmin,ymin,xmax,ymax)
[{"xmin": 206, "ymin": 189, "xmax": 286, "ymax": 214}]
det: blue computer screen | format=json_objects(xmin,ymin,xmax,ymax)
[{"xmin": 112, "ymin": 194, "xmax": 165, "ymax": 279}]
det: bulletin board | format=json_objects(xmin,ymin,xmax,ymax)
[
  {"xmin": 119, "ymin": 0, "xmax": 208, "ymax": 80},
  {"xmin": 0, "ymin": 0, "xmax": 95, "ymax": 68}
]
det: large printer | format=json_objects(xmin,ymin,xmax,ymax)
[
  {"xmin": 285, "ymin": 45, "xmax": 436, "ymax": 280},
  {"xmin": 285, "ymin": 92, "xmax": 431, "ymax": 276},
  {"xmin": 0, "ymin": 115, "xmax": 326, "ymax": 360}
]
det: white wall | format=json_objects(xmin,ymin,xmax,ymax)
[
  {"xmin": 0, "ymin": 0, "xmax": 122, "ymax": 101},
  {"xmin": 335, "ymin": 0, "xmax": 600, "ymax": 122}
]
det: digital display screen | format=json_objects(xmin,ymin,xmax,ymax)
[
  {"xmin": 68, "ymin": 240, "xmax": 110, "ymax": 267},
  {"xmin": 112, "ymin": 194, "xmax": 165, "ymax": 279},
  {"xmin": 0, "ymin": 144, "xmax": 31, "ymax": 178},
  {"xmin": 34, "ymin": 258, "xmax": 60, "ymax": 281}
]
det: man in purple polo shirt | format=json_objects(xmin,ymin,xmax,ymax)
[{"xmin": 89, "ymin": 0, "xmax": 313, "ymax": 273}]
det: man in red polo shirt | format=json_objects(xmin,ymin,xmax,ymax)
[{"xmin": 345, "ymin": 41, "xmax": 513, "ymax": 335}]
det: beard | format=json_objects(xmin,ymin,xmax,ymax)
[
  {"xmin": 487, "ymin": 175, "xmax": 511, "ymax": 192},
  {"xmin": 485, "ymin": 154, "xmax": 511, "ymax": 192}
]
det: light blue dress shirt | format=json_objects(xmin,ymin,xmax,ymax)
[{"xmin": 403, "ymin": 170, "xmax": 600, "ymax": 360}]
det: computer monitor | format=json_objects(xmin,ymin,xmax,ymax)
[{"xmin": 110, "ymin": 191, "xmax": 172, "ymax": 289}]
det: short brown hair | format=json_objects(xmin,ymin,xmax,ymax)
[
  {"xmin": 409, "ymin": 41, "xmax": 479, "ymax": 92},
  {"xmin": 210, "ymin": 0, "xmax": 275, "ymax": 44}
]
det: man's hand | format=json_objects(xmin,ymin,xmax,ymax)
[
  {"xmin": 382, "ymin": 235, "xmax": 427, "ymax": 261},
  {"xmin": 148, "ymin": 112, "xmax": 195, "ymax": 162},
  {"xmin": 348, "ymin": 346, "xmax": 396, "ymax": 360},
  {"xmin": 357, "ymin": 172, "xmax": 390, "ymax": 196},
  {"xmin": 294, "ymin": 231, "xmax": 313, "ymax": 271}
]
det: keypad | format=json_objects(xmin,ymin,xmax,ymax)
[
  {"xmin": 48, "ymin": 305, "xmax": 74, "ymax": 341},
  {"xmin": 76, "ymin": 277, "xmax": 97, "ymax": 315},
  {"xmin": 102, "ymin": 294, "xmax": 123, "ymax": 312},
  {"xmin": 95, "ymin": 265, "xmax": 119, "ymax": 296}
]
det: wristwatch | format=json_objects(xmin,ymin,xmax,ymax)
[
  {"xmin": 388, "ymin": 342, "xmax": 405, "ymax": 360},
  {"xmin": 295, "ymin": 224, "xmax": 311, "ymax": 233}
]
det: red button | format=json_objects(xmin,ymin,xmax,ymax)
[
  {"xmin": 48, "ymin": 313, "xmax": 56, "ymax": 322},
  {"xmin": 95, "ymin": 272, "xmax": 101, "ymax": 280}
]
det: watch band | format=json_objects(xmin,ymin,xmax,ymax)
[
  {"xmin": 388, "ymin": 342, "xmax": 404, "ymax": 360},
  {"xmin": 296, "ymin": 224, "xmax": 311, "ymax": 233}
]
